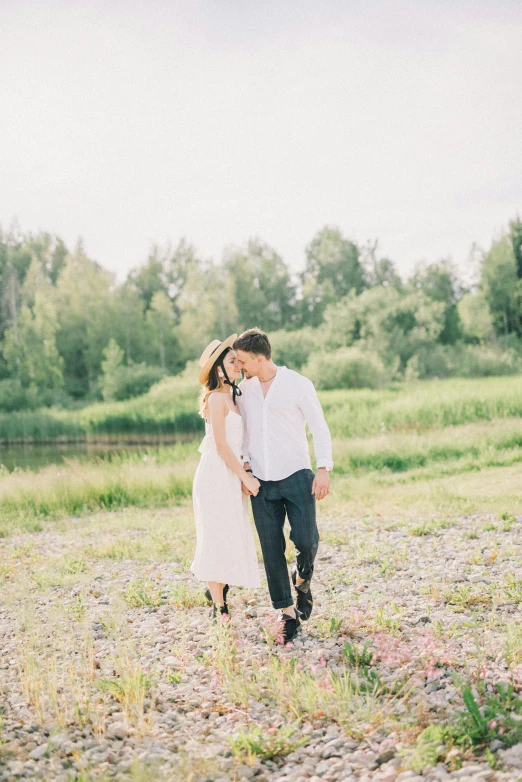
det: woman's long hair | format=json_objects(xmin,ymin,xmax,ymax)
[{"xmin": 198, "ymin": 347, "xmax": 231, "ymax": 419}]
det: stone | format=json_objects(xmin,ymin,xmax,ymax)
[
  {"xmin": 106, "ymin": 723, "xmax": 126, "ymax": 740},
  {"xmin": 498, "ymin": 742, "xmax": 522, "ymax": 769},
  {"xmin": 28, "ymin": 744, "xmax": 49, "ymax": 760}
]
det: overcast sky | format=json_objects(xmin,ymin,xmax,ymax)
[{"xmin": 1, "ymin": 0, "xmax": 521, "ymax": 281}]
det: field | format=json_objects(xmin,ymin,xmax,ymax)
[{"xmin": 0, "ymin": 376, "xmax": 522, "ymax": 781}]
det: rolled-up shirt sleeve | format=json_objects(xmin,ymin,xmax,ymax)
[{"xmin": 298, "ymin": 379, "xmax": 334, "ymax": 471}]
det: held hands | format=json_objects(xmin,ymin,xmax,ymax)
[
  {"xmin": 243, "ymin": 473, "xmax": 261, "ymax": 497},
  {"xmin": 312, "ymin": 468, "xmax": 330, "ymax": 501}
]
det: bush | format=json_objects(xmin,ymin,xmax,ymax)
[
  {"xmin": 303, "ymin": 347, "xmax": 390, "ymax": 390},
  {"xmin": 269, "ymin": 327, "xmax": 319, "ymax": 370},
  {"xmin": 103, "ymin": 363, "xmax": 165, "ymax": 402},
  {"xmin": 0, "ymin": 379, "xmax": 39, "ymax": 412},
  {"xmin": 405, "ymin": 343, "xmax": 522, "ymax": 380}
]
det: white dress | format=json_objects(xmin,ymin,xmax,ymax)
[{"xmin": 191, "ymin": 408, "xmax": 261, "ymax": 588}]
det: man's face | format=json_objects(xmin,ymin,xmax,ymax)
[{"xmin": 235, "ymin": 349, "xmax": 262, "ymax": 379}]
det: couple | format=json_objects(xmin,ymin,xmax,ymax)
[{"xmin": 190, "ymin": 328, "xmax": 333, "ymax": 643}]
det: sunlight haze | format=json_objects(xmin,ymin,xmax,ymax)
[{"xmin": 1, "ymin": 0, "xmax": 521, "ymax": 279}]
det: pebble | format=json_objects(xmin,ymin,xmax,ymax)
[{"xmin": 1, "ymin": 511, "xmax": 522, "ymax": 781}]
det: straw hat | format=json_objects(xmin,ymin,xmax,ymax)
[{"xmin": 198, "ymin": 334, "xmax": 238, "ymax": 385}]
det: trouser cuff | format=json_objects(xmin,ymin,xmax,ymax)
[{"xmin": 272, "ymin": 596, "xmax": 294, "ymax": 610}]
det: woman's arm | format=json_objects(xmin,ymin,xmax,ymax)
[{"xmin": 208, "ymin": 394, "xmax": 256, "ymax": 485}]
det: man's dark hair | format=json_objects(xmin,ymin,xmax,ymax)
[{"xmin": 233, "ymin": 328, "xmax": 271, "ymax": 359}]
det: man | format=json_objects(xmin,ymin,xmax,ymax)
[{"xmin": 234, "ymin": 327, "xmax": 333, "ymax": 643}]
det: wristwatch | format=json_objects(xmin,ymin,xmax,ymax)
[{"xmin": 317, "ymin": 466, "xmax": 331, "ymax": 472}]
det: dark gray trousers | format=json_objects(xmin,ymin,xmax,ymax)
[{"xmin": 250, "ymin": 468, "xmax": 319, "ymax": 610}]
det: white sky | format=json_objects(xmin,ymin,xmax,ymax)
[{"xmin": 1, "ymin": 0, "xmax": 521, "ymax": 281}]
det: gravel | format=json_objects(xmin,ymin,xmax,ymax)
[{"xmin": 1, "ymin": 509, "xmax": 522, "ymax": 780}]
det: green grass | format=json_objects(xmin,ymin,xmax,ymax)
[
  {"xmin": 0, "ymin": 374, "xmax": 521, "ymax": 533},
  {"xmin": 1, "ymin": 373, "xmax": 521, "ymax": 444},
  {"xmin": 0, "ymin": 371, "xmax": 203, "ymax": 444},
  {"xmin": 1, "ymin": 418, "xmax": 522, "ymax": 534},
  {"xmin": 322, "ymin": 375, "xmax": 522, "ymax": 438}
]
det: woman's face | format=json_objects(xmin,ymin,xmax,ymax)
[{"xmin": 223, "ymin": 350, "xmax": 241, "ymax": 381}]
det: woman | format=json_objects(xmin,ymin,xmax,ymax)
[{"xmin": 191, "ymin": 334, "xmax": 261, "ymax": 619}]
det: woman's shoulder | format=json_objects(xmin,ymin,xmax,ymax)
[{"xmin": 207, "ymin": 391, "xmax": 228, "ymax": 409}]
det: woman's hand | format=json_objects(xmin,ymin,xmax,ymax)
[{"xmin": 244, "ymin": 474, "xmax": 261, "ymax": 496}]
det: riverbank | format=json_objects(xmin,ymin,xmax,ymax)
[{"xmin": 1, "ymin": 374, "xmax": 521, "ymax": 445}]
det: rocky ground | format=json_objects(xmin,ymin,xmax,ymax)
[{"xmin": 2, "ymin": 508, "xmax": 522, "ymax": 781}]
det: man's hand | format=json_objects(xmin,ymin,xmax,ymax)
[{"xmin": 312, "ymin": 468, "xmax": 330, "ymax": 501}]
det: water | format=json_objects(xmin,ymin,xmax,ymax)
[{"xmin": 0, "ymin": 443, "xmax": 170, "ymax": 472}]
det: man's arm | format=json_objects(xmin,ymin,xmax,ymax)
[{"xmin": 298, "ymin": 379, "xmax": 333, "ymax": 501}]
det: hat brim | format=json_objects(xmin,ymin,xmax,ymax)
[{"xmin": 198, "ymin": 334, "xmax": 238, "ymax": 385}]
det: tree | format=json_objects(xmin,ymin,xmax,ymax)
[
  {"xmin": 2, "ymin": 292, "xmax": 63, "ymax": 391},
  {"xmin": 146, "ymin": 291, "xmax": 182, "ymax": 373},
  {"xmin": 54, "ymin": 244, "xmax": 119, "ymax": 396},
  {"xmin": 320, "ymin": 286, "xmax": 446, "ymax": 370},
  {"xmin": 223, "ymin": 239, "xmax": 296, "ymax": 331},
  {"xmin": 509, "ymin": 215, "xmax": 522, "ymax": 280},
  {"xmin": 100, "ymin": 338, "xmax": 124, "ymax": 401},
  {"xmin": 360, "ymin": 240, "xmax": 403, "ymax": 290},
  {"xmin": 177, "ymin": 261, "xmax": 238, "ymax": 361},
  {"xmin": 481, "ymin": 235, "xmax": 519, "ymax": 336},
  {"xmin": 127, "ymin": 248, "xmax": 167, "ymax": 310},
  {"xmin": 408, "ymin": 260, "xmax": 462, "ymax": 344},
  {"xmin": 299, "ymin": 226, "xmax": 365, "ymax": 327},
  {"xmin": 457, "ymin": 292, "xmax": 495, "ymax": 343}
]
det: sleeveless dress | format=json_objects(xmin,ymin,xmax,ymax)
[{"xmin": 191, "ymin": 408, "xmax": 261, "ymax": 588}]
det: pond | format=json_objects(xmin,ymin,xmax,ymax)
[{"xmin": 0, "ymin": 442, "xmax": 184, "ymax": 472}]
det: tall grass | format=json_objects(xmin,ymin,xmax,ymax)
[
  {"xmin": 1, "ymin": 373, "xmax": 521, "ymax": 444},
  {"xmin": 0, "ymin": 373, "xmax": 203, "ymax": 444},
  {"xmin": 323, "ymin": 375, "xmax": 522, "ymax": 438},
  {"xmin": 2, "ymin": 416, "xmax": 521, "ymax": 534},
  {"xmin": 0, "ymin": 457, "xmax": 195, "ymax": 535}
]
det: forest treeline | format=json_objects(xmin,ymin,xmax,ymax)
[{"xmin": 0, "ymin": 217, "xmax": 521, "ymax": 410}]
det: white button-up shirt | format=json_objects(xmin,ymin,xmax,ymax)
[{"xmin": 238, "ymin": 366, "xmax": 333, "ymax": 481}]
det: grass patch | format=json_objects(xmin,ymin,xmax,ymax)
[
  {"xmin": 124, "ymin": 579, "xmax": 163, "ymax": 607},
  {"xmin": 229, "ymin": 722, "xmax": 308, "ymax": 764},
  {"xmin": 2, "ymin": 374, "xmax": 522, "ymax": 445},
  {"xmin": 168, "ymin": 582, "xmax": 208, "ymax": 608}
]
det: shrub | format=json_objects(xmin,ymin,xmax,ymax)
[
  {"xmin": 110, "ymin": 364, "xmax": 165, "ymax": 401},
  {"xmin": 0, "ymin": 379, "xmax": 39, "ymax": 412},
  {"xmin": 269, "ymin": 327, "xmax": 319, "ymax": 370},
  {"xmin": 405, "ymin": 343, "xmax": 522, "ymax": 380},
  {"xmin": 303, "ymin": 347, "xmax": 390, "ymax": 390}
]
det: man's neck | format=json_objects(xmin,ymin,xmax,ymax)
[{"xmin": 257, "ymin": 361, "xmax": 278, "ymax": 382}]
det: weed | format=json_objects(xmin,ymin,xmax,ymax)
[
  {"xmin": 445, "ymin": 683, "xmax": 522, "ymax": 751},
  {"xmin": 374, "ymin": 602, "xmax": 402, "ymax": 632},
  {"xmin": 228, "ymin": 721, "xmax": 308, "ymax": 764},
  {"xmin": 124, "ymin": 579, "xmax": 162, "ymax": 607},
  {"xmin": 443, "ymin": 585, "xmax": 492, "ymax": 609},
  {"xmin": 503, "ymin": 574, "xmax": 522, "ymax": 604},
  {"xmin": 410, "ymin": 519, "xmax": 456, "ymax": 536},
  {"xmin": 503, "ymin": 623, "xmax": 522, "ymax": 669},
  {"xmin": 59, "ymin": 556, "xmax": 88, "ymax": 574},
  {"xmin": 66, "ymin": 595, "xmax": 87, "ymax": 621},
  {"xmin": 97, "ymin": 657, "xmax": 154, "ymax": 733},
  {"xmin": 406, "ymin": 724, "xmax": 444, "ymax": 772},
  {"xmin": 168, "ymin": 582, "xmax": 208, "ymax": 608},
  {"xmin": 343, "ymin": 641, "xmax": 374, "ymax": 669},
  {"xmin": 166, "ymin": 670, "xmax": 182, "ymax": 685}
]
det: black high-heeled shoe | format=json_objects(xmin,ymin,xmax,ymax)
[
  {"xmin": 211, "ymin": 602, "xmax": 230, "ymax": 623},
  {"xmin": 205, "ymin": 584, "xmax": 229, "ymax": 606}
]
